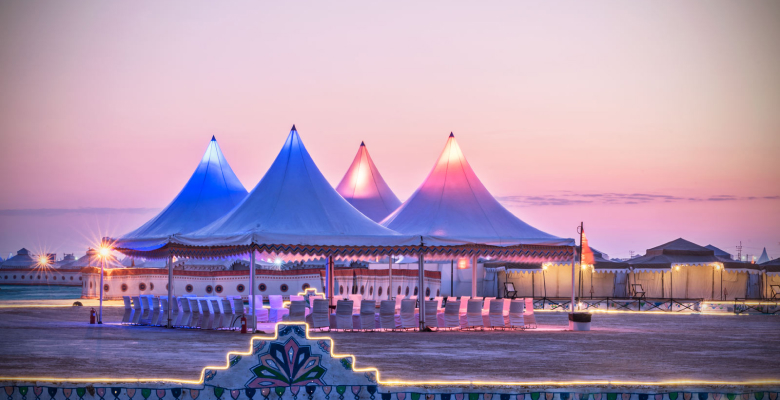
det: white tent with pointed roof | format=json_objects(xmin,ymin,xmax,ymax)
[
  {"xmin": 757, "ymin": 247, "xmax": 770, "ymax": 264},
  {"xmin": 336, "ymin": 141, "xmax": 402, "ymax": 222},
  {"xmin": 382, "ymin": 133, "xmax": 573, "ymax": 247},
  {"xmin": 176, "ymin": 126, "xmax": 416, "ymax": 251},
  {"xmin": 115, "ymin": 136, "xmax": 248, "ymax": 251}
]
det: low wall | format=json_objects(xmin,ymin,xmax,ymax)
[
  {"xmin": 0, "ymin": 268, "xmax": 82, "ymax": 286},
  {"xmin": 81, "ymin": 268, "xmax": 442, "ymax": 300}
]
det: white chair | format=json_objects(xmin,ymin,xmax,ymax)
[
  {"xmin": 178, "ymin": 297, "xmax": 192, "ymax": 327},
  {"xmin": 311, "ymin": 299, "xmax": 330, "ymax": 330},
  {"xmin": 433, "ymin": 296, "xmax": 444, "ymax": 312},
  {"xmin": 359, "ymin": 300, "xmax": 377, "ymax": 330},
  {"xmin": 209, "ymin": 298, "xmax": 223, "ymax": 329},
  {"xmin": 230, "ymin": 298, "xmax": 245, "ymax": 329},
  {"xmin": 488, "ymin": 299, "xmax": 508, "ymax": 328},
  {"xmin": 149, "ymin": 297, "xmax": 161, "ymax": 326},
  {"xmin": 169, "ymin": 296, "xmax": 182, "ymax": 326},
  {"xmin": 188, "ymin": 298, "xmax": 202, "ymax": 328},
  {"xmin": 121, "ymin": 296, "xmax": 132, "ymax": 324},
  {"xmin": 466, "ymin": 299, "xmax": 484, "ymax": 329},
  {"xmin": 221, "ymin": 298, "xmax": 235, "ymax": 329},
  {"xmin": 400, "ymin": 299, "xmax": 417, "ymax": 329},
  {"xmin": 289, "ymin": 295, "xmax": 305, "ymax": 302},
  {"xmin": 482, "ymin": 297, "xmax": 494, "ymax": 314},
  {"xmin": 379, "ymin": 300, "xmax": 397, "ymax": 330},
  {"xmin": 509, "ymin": 300, "xmax": 525, "ymax": 328},
  {"xmin": 287, "ymin": 301, "xmax": 307, "ymax": 322},
  {"xmin": 137, "ymin": 296, "xmax": 151, "ymax": 325},
  {"xmin": 443, "ymin": 300, "xmax": 460, "ymax": 329},
  {"xmin": 424, "ymin": 300, "xmax": 438, "ymax": 329},
  {"xmin": 157, "ymin": 297, "xmax": 169, "ymax": 326},
  {"xmin": 457, "ymin": 296, "xmax": 470, "ymax": 327},
  {"xmin": 268, "ymin": 295, "xmax": 288, "ymax": 322},
  {"xmin": 130, "ymin": 296, "xmax": 143, "ymax": 324},
  {"xmin": 524, "ymin": 298, "xmax": 537, "ymax": 328},
  {"xmin": 349, "ymin": 294, "xmax": 363, "ymax": 313},
  {"xmin": 199, "ymin": 299, "xmax": 213, "ymax": 329},
  {"xmin": 250, "ymin": 295, "xmax": 269, "ymax": 323},
  {"xmin": 336, "ymin": 300, "xmax": 354, "ymax": 330},
  {"xmin": 394, "ymin": 294, "xmax": 405, "ymax": 312}
]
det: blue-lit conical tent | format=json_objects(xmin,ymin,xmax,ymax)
[
  {"xmin": 116, "ymin": 136, "xmax": 248, "ymax": 251},
  {"xmin": 178, "ymin": 126, "xmax": 413, "ymax": 254}
]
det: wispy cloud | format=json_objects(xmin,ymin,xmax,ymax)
[
  {"xmin": 497, "ymin": 193, "xmax": 780, "ymax": 207},
  {"xmin": 0, "ymin": 208, "xmax": 160, "ymax": 216}
]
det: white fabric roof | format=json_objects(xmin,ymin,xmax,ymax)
[
  {"xmin": 335, "ymin": 142, "xmax": 402, "ymax": 222},
  {"xmin": 116, "ymin": 136, "xmax": 248, "ymax": 250},
  {"xmin": 381, "ymin": 133, "xmax": 574, "ymax": 247},
  {"xmin": 757, "ymin": 247, "xmax": 770, "ymax": 264},
  {"xmin": 176, "ymin": 126, "xmax": 417, "ymax": 248}
]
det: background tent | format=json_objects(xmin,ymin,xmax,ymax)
[
  {"xmin": 335, "ymin": 141, "xmax": 402, "ymax": 223},
  {"xmin": 628, "ymin": 238, "xmax": 760, "ymax": 300},
  {"xmin": 757, "ymin": 248, "xmax": 771, "ymax": 264},
  {"xmin": 0, "ymin": 248, "xmax": 36, "ymax": 269},
  {"xmin": 116, "ymin": 136, "xmax": 248, "ymax": 252},
  {"xmin": 382, "ymin": 133, "xmax": 573, "ymax": 248}
]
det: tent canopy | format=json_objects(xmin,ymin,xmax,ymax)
[
  {"xmin": 629, "ymin": 238, "xmax": 758, "ymax": 273},
  {"xmin": 116, "ymin": 136, "xmax": 248, "ymax": 251},
  {"xmin": 173, "ymin": 126, "xmax": 418, "ymax": 254},
  {"xmin": 0, "ymin": 248, "xmax": 35, "ymax": 268},
  {"xmin": 336, "ymin": 141, "xmax": 402, "ymax": 223},
  {"xmin": 705, "ymin": 244, "xmax": 733, "ymax": 259},
  {"xmin": 381, "ymin": 133, "xmax": 573, "ymax": 247}
]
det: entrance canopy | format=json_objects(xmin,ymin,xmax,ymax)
[
  {"xmin": 115, "ymin": 136, "xmax": 248, "ymax": 252},
  {"xmin": 166, "ymin": 126, "xmax": 419, "ymax": 259},
  {"xmin": 336, "ymin": 142, "xmax": 402, "ymax": 223},
  {"xmin": 381, "ymin": 133, "xmax": 573, "ymax": 259}
]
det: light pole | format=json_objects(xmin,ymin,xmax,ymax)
[{"xmin": 98, "ymin": 246, "xmax": 110, "ymax": 324}]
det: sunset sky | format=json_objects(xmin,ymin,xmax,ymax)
[{"xmin": 0, "ymin": 1, "xmax": 778, "ymax": 260}]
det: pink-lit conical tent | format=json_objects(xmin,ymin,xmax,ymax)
[
  {"xmin": 116, "ymin": 136, "xmax": 248, "ymax": 251},
  {"xmin": 382, "ymin": 133, "xmax": 572, "ymax": 247},
  {"xmin": 336, "ymin": 142, "xmax": 402, "ymax": 222}
]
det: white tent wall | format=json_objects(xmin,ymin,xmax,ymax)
[
  {"xmin": 746, "ymin": 273, "xmax": 761, "ymax": 299},
  {"xmin": 613, "ymin": 272, "xmax": 629, "ymax": 297},
  {"xmin": 498, "ymin": 270, "xmax": 544, "ymax": 298},
  {"xmin": 482, "ymin": 266, "xmax": 498, "ymax": 298},
  {"xmin": 633, "ymin": 271, "xmax": 665, "ymax": 298},
  {"xmin": 721, "ymin": 270, "xmax": 748, "ymax": 300},
  {"xmin": 580, "ymin": 271, "xmax": 618, "ymax": 298},
  {"xmin": 765, "ymin": 273, "xmax": 780, "ymax": 298}
]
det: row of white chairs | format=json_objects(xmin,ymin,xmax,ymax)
[
  {"xmin": 304, "ymin": 297, "xmax": 534, "ymax": 331},
  {"xmin": 121, "ymin": 295, "xmax": 246, "ymax": 329}
]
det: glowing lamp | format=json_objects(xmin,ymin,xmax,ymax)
[
  {"xmin": 457, "ymin": 258, "xmax": 468, "ymax": 269},
  {"xmin": 99, "ymin": 247, "xmax": 110, "ymax": 258},
  {"xmin": 38, "ymin": 255, "xmax": 49, "ymax": 266},
  {"xmin": 675, "ymin": 266, "xmax": 680, "ymax": 271},
  {"xmin": 274, "ymin": 257, "xmax": 283, "ymax": 266},
  {"xmin": 542, "ymin": 264, "xmax": 549, "ymax": 271}
]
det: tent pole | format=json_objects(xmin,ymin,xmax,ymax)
[
  {"xmin": 418, "ymin": 251, "xmax": 426, "ymax": 331},
  {"xmin": 99, "ymin": 256, "xmax": 104, "ymax": 324},
  {"xmin": 250, "ymin": 248, "xmax": 256, "ymax": 332},
  {"xmin": 472, "ymin": 254, "xmax": 478, "ymax": 298},
  {"xmin": 327, "ymin": 256, "xmax": 334, "ymax": 308},
  {"xmin": 450, "ymin": 260, "xmax": 454, "ymax": 297},
  {"xmin": 388, "ymin": 256, "xmax": 393, "ymax": 301},
  {"xmin": 167, "ymin": 251, "xmax": 173, "ymax": 328},
  {"xmin": 571, "ymin": 246, "xmax": 576, "ymax": 313}
]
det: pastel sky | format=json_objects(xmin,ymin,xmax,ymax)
[{"xmin": 0, "ymin": 1, "xmax": 778, "ymax": 260}]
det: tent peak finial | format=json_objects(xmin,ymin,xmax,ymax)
[
  {"xmin": 360, "ymin": 141, "xmax": 365, "ymax": 146},
  {"xmin": 449, "ymin": 132, "xmax": 454, "ymax": 138},
  {"xmin": 291, "ymin": 124, "xmax": 297, "ymax": 132},
  {"xmin": 211, "ymin": 135, "xmax": 216, "ymax": 141}
]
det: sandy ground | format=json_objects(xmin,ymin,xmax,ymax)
[{"xmin": 0, "ymin": 306, "xmax": 778, "ymax": 383}]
